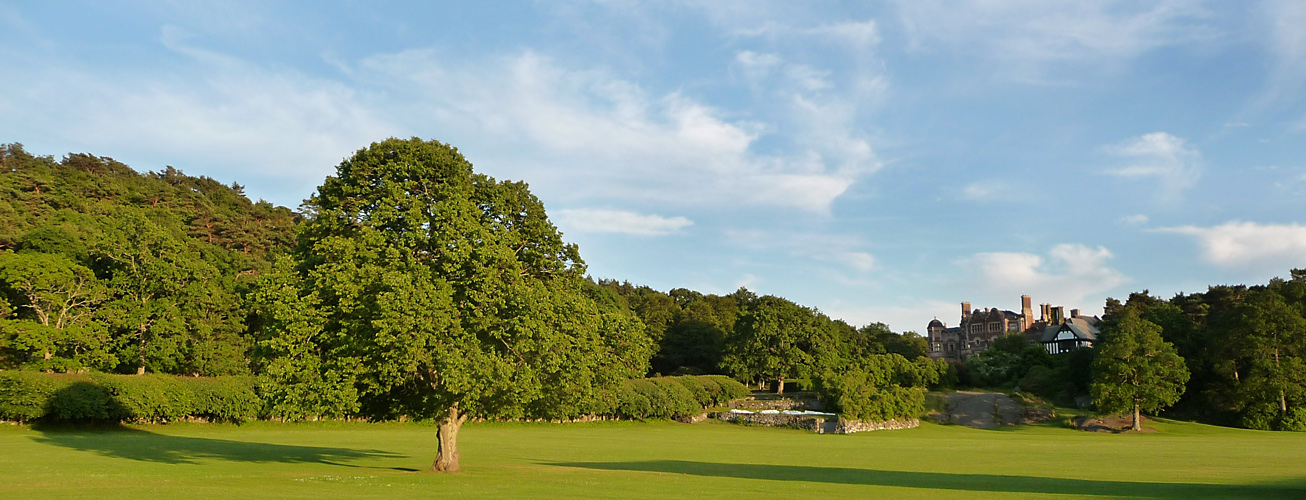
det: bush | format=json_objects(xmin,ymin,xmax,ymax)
[
  {"xmin": 47, "ymin": 380, "xmax": 114, "ymax": 420},
  {"xmin": 1018, "ymin": 365, "xmax": 1061, "ymax": 399},
  {"xmin": 815, "ymin": 368, "xmax": 925, "ymax": 421},
  {"xmin": 0, "ymin": 371, "xmax": 263, "ymax": 423},
  {"xmin": 603, "ymin": 375, "xmax": 749, "ymax": 420},
  {"xmin": 88, "ymin": 373, "xmax": 196, "ymax": 422},
  {"xmin": 0, "ymin": 371, "xmax": 61, "ymax": 422},
  {"xmin": 703, "ymin": 375, "xmax": 749, "ymax": 401},
  {"xmin": 672, "ymin": 376, "xmax": 712, "ymax": 407},
  {"xmin": 181, "ymin": 376, "xmax": 260, "ymax": 422},
  {"xmin": 612, "ymin": 382, "xmax": 651, "ymax": 419}
]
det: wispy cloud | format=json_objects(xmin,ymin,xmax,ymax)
[
  {"xmin": 361, "ymin": 50, "xmax": 874, "ymax": 213},
  {"xmin": 0, "ymin": 26, "xmax": 398, "ymax": 204},
  {"xmin": 960, "ymin": 180, "xmax": 1017, "ymax": 202},
  {"xmin": 1156, "ymin": 221, "xmax": 1306, "ymax": 270},
  {"xmin": 1119, "ymin": 214, "xmax": 1150, "ymax": 225},
  {"xmin": 893, "ymin": 0, "xmax": 1212, "ymax": 83},
  {"xmin": 724, "ymin": 228, "xmax": 877, "ymax": 275},
  {"xmin": 1103, "ymin": 132, "xmax": 1202, "ymax": 201},
  {"xmin": 958, "ymin": 243, "xmax": 1130, "ymax": 315},
  {"xmin": 555, "ymin": 208, "xmax": 693, "ymax": 236}
]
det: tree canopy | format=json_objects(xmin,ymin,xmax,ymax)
[
  {"xmin": 255, "ymin": 138, "xmax": 653, "ymax": 471},
  {"xmin": 1091, "ymin": 310, "xmax": 1190, "ymax": 431}
]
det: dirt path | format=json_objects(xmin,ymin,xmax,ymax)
[{"xmin": 938, "ymin": 392, "xmax": 1025, "ymax": 429}]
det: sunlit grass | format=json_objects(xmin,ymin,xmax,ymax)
[{"xmin": 2, "ymin": 418, "xmax": 1304, "ymax": 499}]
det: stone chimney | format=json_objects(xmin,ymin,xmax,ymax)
[
  {"xmin": 961, "ymin": 302, "xmax": 971, "ymax": 321},
  {"xmin": 1070, "ymin": 309, "xmax": 1080, "ymax": 319},
  {"xmin": 1052, "ymin": 306, "xmax": 1065, "ymax": 325},
  {"xmin": 1021, "ymin": 295, "xmax": 1033, "ymax": 330},
  {"xmin": 1040, "ymin": 304, "xmax": 1051, "ymax": 322}
]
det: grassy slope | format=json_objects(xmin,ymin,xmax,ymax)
[{"xmin": 2, "ymin": 419, "xmax": 1304, "ymax": 499}]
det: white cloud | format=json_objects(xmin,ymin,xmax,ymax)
[
  {"xmin": 1253, "ymin": 0, "xmax": 1306, "ymax": 110},
  {"xmin": 555, "ymin": 208, "xmax": 693, "ymax": 236},
  {"xmin": 733, "ymin": 273, "xmax": 761, "ymax": 290},
  {"xmin": 724, "ymin": 228, "xmax": 876, "ymax": 275},
  {"xmin": 823, "ymin": 299, "xmax": 956, "ymax": 333},
  {"xmin": 1119, "ymin": 214, "xmax": 1150, "ymax": 225},
  {"xmin": 734, "ymin": 50, "xmax": 782, "ymax": 81},
  {"xmin": 361, "ymin": 50, "xmax": 873, "ymax": 213},
  {"xmin": 894, "ymin": 0, "xmax": 1211, "ymax": 82},
  {"xmin": 732, "ymin": 18, "xmax": 881, "ymax": 50},
  {"xmin": 1104, "ymin": 132, "xmax": 1202, "ymax": 201},
  {"xmin": 1157, "ymin": 221, "xmax": 1306, "ymax": 270},
  {"xmin": 958, "ymin": 243, "xmax": 1130, "ymax": 316},
  {"xmin": 0, "ymin": 27, "xmax": 399, "ymax": 205},
  {"xmin": 838, "ymin": 251, "xmax": 877, "ymax": 272},
  {"xmin": 960, "ymin": 181, "xmax": 1016, "ymax": 202}
]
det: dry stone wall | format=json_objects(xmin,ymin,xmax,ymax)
[{"xmin": 714, "ymin": 411, "xmax": 918, "ymax": 434}]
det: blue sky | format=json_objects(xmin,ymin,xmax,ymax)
[{"xmin": 4, "ymin": 1, "xmax": 1306, "ymax": 332}]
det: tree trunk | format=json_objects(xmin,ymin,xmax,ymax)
[
  {"xmin": 430, "ymin": 404, "xmax": 469, "ymax": 472},
  {"xmin": 1133, "ymin": 403, "xmax": 1141, "ymax": 432},
  {"xmin": 137, "ymin": 323, "xmax": 148, "ymax": 375},
  {"xmin": 776, "ymin": 376, "xmax": 785, "ymax": 395},
  {"xmin": 1276, "ymin": 348, "xmax": 1287, "ymax": 415}
]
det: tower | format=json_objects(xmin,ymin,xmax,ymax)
[{"xmin": 1021, "ymin": 295, "xmax": 1033, "ymax": 330}]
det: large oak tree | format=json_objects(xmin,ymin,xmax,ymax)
[{"xmin": 259, "ymin": 138, "xmax": 651, "ymax": 472}]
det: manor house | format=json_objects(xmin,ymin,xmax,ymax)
[{"xmin": 926, "ymin": 295, "xmax": 1100, "ymax": 362}]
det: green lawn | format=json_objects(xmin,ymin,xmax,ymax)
[{"xmin": 2, "ymin": 418, "xmax": 1305, "ymax": 499}]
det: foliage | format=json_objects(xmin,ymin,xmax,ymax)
[
  {"xmin": 0, "ymin": 370, "xmax": 261, "ymax": 423},
  {"xmin": 0, "ymin": 143, "xmax": 295, "ymax": 375},
  {"xmin": 720, "ymin": 295, "xmax": 822, "ymax": 390},
  {"xmin": 811, "ymin": 354, "xmax": 935, "ymax": 421},
  {"xmin": 595, "ymin": 375, "xmax": 748, "ymax": 420},
  {"xmin": 1091, "ymin": 311, "xmax": 1189, "ymax": 428}
]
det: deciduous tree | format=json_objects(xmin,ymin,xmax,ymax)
[{"xmin": 1091, "ymin": 311, "xmax": 1190, "ymax": 431}]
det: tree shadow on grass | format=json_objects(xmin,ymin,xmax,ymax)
[
  {"xmin": 548, "ymin": 460, "xmax": 1306, "ymax": 500},
  {"xmin": 29, "ymin": 424, "xmax": 404, "ymax": 467}
]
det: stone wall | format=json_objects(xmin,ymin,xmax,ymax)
[
  {"xmin": 833, "ymin": 417, "xmax": 919, "ymax": 433},
  {"xmin": 714, "ymin": 412, "xmax": 918, "ymax": 434},
  {"xmin": 731, "ymin": 396, "xmax": 824, "ymax": 411}
]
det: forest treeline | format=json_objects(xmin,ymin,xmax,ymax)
[
  {"xmin": 0, "ymin": 139, "xmax": 949, "ymax": 470},
  {"xmin": 0, "ymin": 142, "xmax": 930, "ymax": 385},
  {"xmin": 2, "ymin": 139, "xmax": 1302, "ymax": 440}
]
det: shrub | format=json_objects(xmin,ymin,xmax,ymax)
[
  {"xmin": 181, "ymin": 376, "xmax": 260, "ymax": 422},
  {"xmin": 672, "ymin": 376, "xmax": 712, "ymax": 407},
  {"xmin": 812, "ymin": 359, "xmax": 927, "ymax": 422},
  {"xmin": 613, "ymin": 382, "xmax": 652, "ymax": 419},
  {"xmin": 703, "ymin": 375, "xmax": 749, "ymax": 401},
  {"xmin": 88, "ymin": 373, "xmax": 196, "ymax": 423},
  {"xmin": 650, "ymin": 379, "xmax": 701, "ymax": 418},
  {"xmin": 0, "ymin": 371, "xmax": 60, "ymax": 422},
  {"xmin": 1018, "ymin": 365, "xmax": 1061, "ymax": 399},
  {"xmin": 47, "ymin": 380, "xmax": 114, "ymax": 420}
]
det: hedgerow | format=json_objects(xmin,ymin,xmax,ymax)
[{"xmin": 0, "ymin": 371, "xmax": 750, "ymax": 424}]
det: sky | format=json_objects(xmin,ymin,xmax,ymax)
[{"xmin": 3, "ymin": 1, "xmax": 1306, "ymax": 332}]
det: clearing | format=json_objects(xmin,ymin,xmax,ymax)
[{"xmin": 1, "ymin": 418, "xmax": 1304, "ymax": 499}]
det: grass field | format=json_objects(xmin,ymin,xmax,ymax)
[{"xmin": 2, "ymin": 418, "xmax": 1305, "ymax": 499}]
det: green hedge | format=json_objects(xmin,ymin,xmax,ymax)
[
  {"xmin": 2, "ymin": 371, "xmax": 749, "ymax": 424},
  {"xmin": 812, "ymin": 355, "xmax": 930, "ymax": 421},
  {"xmin": 601, "ymin": 375, "xmax": 749, "ymax": 420},
  {"xmin": 0, "ymin": 371, "xmax": 260, "ymax": 423}
]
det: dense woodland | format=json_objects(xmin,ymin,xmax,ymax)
[
  {"xmin": 1, "ymin": 139, "xmax": 1302, "ymax": 442},
  {"xmin": 0, "ymin": 140, "xmax": 946, "ymax": 470}
]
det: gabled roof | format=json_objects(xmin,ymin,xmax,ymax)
[{"xmin": 1039, "ymin": 318, "xmax": 1099, "ymax": 343}]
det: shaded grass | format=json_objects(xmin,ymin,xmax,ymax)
[{"xmin": 1, "ymin": 418, "xmax": 1304, "ymax": 499}]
